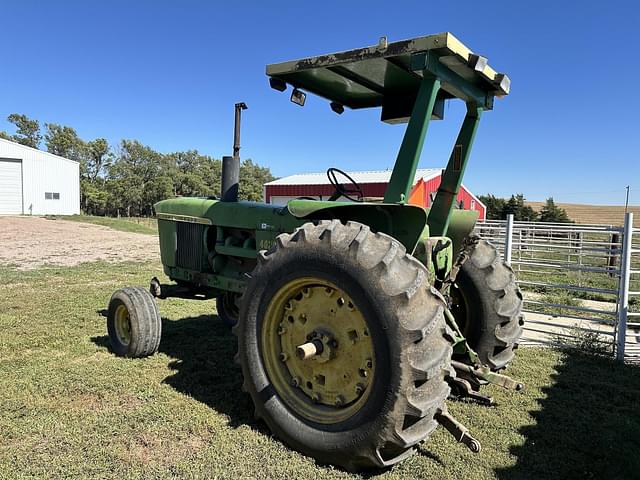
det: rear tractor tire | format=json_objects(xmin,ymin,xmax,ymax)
[
  {"xmin": 450, "ymin": 237, "xmax": 524, "ymax": 370},
  {"xmin": 107, "ymin": 287, "xmax": 162, "ymax": 358},
  {"xmin": 236, "ymin": 220, "xmax": 454, "ymax": 471}
]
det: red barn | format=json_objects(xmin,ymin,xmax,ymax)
[{"xmin": 264, "ymin": 168, "xmax": 486, "ymax": 220}]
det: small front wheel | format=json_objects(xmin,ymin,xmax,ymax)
[{"xmin": 107, "ymin": 287, "xmax": 162, "ymax": 358}]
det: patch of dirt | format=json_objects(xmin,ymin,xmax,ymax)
[
  {"xmin": 124, "ymin": 434, "xmax": 207, "ymax": 466},
  {"xmin": 0, "ymin": 216, "xmax": 159, "ymax": 270}
]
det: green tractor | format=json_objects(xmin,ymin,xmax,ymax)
[{"xmin": 106, "ymin": 33, "xmax": 524, "ymax": 471}]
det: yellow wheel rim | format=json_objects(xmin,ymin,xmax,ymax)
[
  {"xmin": 261, "ymin": 277, "xmax": 375, "ymax": 424},
  {"xmin": 114, "ymin": 304, "xmax": 132, "ymax": 345}
]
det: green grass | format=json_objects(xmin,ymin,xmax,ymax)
[
  {"xmin": 48, "ymin": 215, "xmax": 158, "ymax": 235},
  {"xmin": 1, "ymin": 261, "xmax": 639, "ymax": 479}
]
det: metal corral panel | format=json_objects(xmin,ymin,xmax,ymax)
[
  {"xmin": 0, "ymin": 159, "xmax": 23, "ymax": 214},
  {"xmin": 0, "ymin": 138, "xmax": 80, "ymax": 215}
]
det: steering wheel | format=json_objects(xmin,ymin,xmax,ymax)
[{"xmin": 327, "ymin": 168, "xmax": 364, "ymax": 202}]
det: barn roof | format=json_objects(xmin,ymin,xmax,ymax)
[
  {"xmin": 265, "ymin": 168, "xmax": 441, "ymax": 186},
  {"xmin": 0, "ymin": 137, "xmax": 79, "ymax": 164}
]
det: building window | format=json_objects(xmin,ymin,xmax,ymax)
[
  {"xmin": 45, "ymin": 192, "xmax": 60, "ymax": 200},
  {"xmin": 471, "ymin": 200, "xmax": 476, "ymax": 209}
]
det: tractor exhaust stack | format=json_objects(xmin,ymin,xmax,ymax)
[{"xmin": 221, "ymin": 102, "xmax": 247, "ymax": 202}]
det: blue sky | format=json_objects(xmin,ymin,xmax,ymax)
[{"xmin": 1, "ymin": 0, "xmax": 638, "ymax": 205}]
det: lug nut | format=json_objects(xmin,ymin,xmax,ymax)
[
  {"xmin": 359, "ymin": 368, "xmax": 368, "ymax": 378},
  {"xmin": 279, "ymin": 352, "xmax": 288, "ymax": 362},
  {"xmin": 335, "ymin": 395, "xmax": 345, "ymax": 406},
  {"xmin": 366, "ymin": 359, "xmax": 373, "ymax": 369},
  {"xmin": 312, "ymin": 392, "xmax": 321, "ymax": 403},
  {"xmin": 355, "ymin": 383, "xmax": 365, "ymax": 395},
  {"xmin": 278, "ymin": 324, "xmax": 287, "ymax": 335},
  {"xmin": 291, "ymin": 377, "xmax": 300, "ymax": 387}
]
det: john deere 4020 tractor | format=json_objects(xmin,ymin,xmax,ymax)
[{"xmin": 107, "ymin": 33, "xmax": 524, "ymax": 471}]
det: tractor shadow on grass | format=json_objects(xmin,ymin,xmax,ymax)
[
  {"xmin": 158, "ymin": 314, "xmax": 261, "ymax": 430},
  {"xmin": 495, "ymin": 351, "xmax": 640, "ymax": 480},
  {"xmin": 92, "ymin": 314, "xmax": 262, "ymax": 432}
]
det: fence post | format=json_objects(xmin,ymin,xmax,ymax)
[
  {"xmin": 504, "ymin": 214, "xmax": 514, "ymax": 265},
  {"xmin": 616, "ymin": 212, "xmax": 633, "ymax": 361}
]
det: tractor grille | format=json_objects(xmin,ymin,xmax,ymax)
[{"xmin": 176, "ymin": 222, "xmax": 205, "ymax": 271}]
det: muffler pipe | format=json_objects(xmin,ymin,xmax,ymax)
[
  {"xmin": 221, "ymin": 102, "xmax": 247, "ymax": 202},
  {"xmin": 221, "ymin": 155, "xmax": 239, "ymax": 202}
]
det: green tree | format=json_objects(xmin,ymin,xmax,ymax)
[
  {"xmin": 502, "ymin": 194, "xmax": 538, "ymax": 221},
  {"xmin": 0, "ymin": 113, "xmax": 277, "ymax": 216},
  {"xmin": 111, "ymin": 140, "xmax": 175, "ymax": 216},
  {"xmin": 85, "ymin": 138, "xmax": 111, "ymax": 181},
  {"xmin": 44, "ymin": 123, "xmax": 83, "ymax": 160},
  {"xmin": 168, "ymin": 150, "xmax": 220, "ymax": 198},
  {"xmin": 478, "ymin": 194, "xmax": 506, "ymax": 220},
  {"xmin": 6, "ymin": 113, "xmax": 41, "ymax": 148},
  {"xmin": 539, "ymin": 197, "xmax": 572, "ymax": 223},
  {"xmin": 239, "ymin": 159, "xmax": 275, "ymax": 201}
]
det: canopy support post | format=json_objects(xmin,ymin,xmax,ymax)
[
  {"xmin": 427, "ymin": 104, "xmax": 482, "ymax": 237},
  {"xmin": 383, "ymin": 74, "xmax": 441, "ymax": 204}
]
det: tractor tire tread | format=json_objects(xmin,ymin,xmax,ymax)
[
  {"xmin": 236, "ymin": 220, "xmax": 452, "ymax": 471},
  {"xmin": 457, "ymin": 237, "xmax": 524, "ymax": 370},
  {"xmin": 107, "ymin": 286, "xmax": 161, "ymax": 358}
]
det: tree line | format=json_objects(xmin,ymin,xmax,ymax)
[
  {"xmin": 0, "ymin": 113, "xmax": 573, "ymax": 222},
  {"xmin": 478, "ymin": 193, "xmax": 572, "ymax": 223},
  {"xmin": 0, "ymin": 113, "xmax": 274, "ymax": 216}
]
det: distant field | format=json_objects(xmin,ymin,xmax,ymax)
[
  {"xmin": 526, "ymin": 202, "xmax": 640, "ymax": 227},
  {"xmin": 59, "ymin": 215, "xmax": 158, "ymax": 235}
]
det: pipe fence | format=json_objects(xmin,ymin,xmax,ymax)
[{"xmin": 475, "ymin": 213, "xmax": 638, "ymax": 361}]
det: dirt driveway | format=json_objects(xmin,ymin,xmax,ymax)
[{"xmin": 0, "ymin": 216, "xmax": 159, "ymax": 270}]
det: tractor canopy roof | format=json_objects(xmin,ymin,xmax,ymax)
[{"xmin": 267, "ymin": 32, "xmax": 510, "ymax": 124}]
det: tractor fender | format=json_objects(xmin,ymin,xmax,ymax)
[
  {"xmin": 431, "ymin": 208, "xmax": 480, "ymax": 257},
  {"xmin": 286, "ymin": 199, "xmax": 427, "ymax": 253}
]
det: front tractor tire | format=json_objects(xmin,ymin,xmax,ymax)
[
  {"xmin": 451, "ymin": 238, "xmax": 524, "ymax": 370},
  {"xmin": 236, "ymin": 220, "xmax": 453, "ymax": 471},
  {"xmin": 107, "ymin": 287, "xmax": 162, "ymax": 358}
]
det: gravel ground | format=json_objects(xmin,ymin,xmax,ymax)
[{"xmin": 0, "ymin": 216, "xmax": 159, "ymax": 270}]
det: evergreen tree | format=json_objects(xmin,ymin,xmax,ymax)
[
  {"xmin": 478, "ymin": 194, "xmax": 506, "ymax": 220},
  {"xmin": 502, "ymin": 194, "xmax": 538, "ymax": 221},
  {"xmin": 539, "ymin": 197, "xmax": 572, "ymax": 223}
]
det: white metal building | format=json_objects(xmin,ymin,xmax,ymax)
[{"xmin": 0, "ymin": 138, "xmax": 80, "ymax": 215}]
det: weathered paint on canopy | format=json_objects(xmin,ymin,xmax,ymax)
[{"xmin": 267, "ymin": 32, "xmax": 509, "ymax": 122}]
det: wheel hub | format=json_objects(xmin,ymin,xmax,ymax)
[
  {"xmin": 114, "ymin": 304, "xmax": 131, "ymax": 345},
  {"xmin": 262, "ymin": 279, "xmax": 375, "ymax": 423}
]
